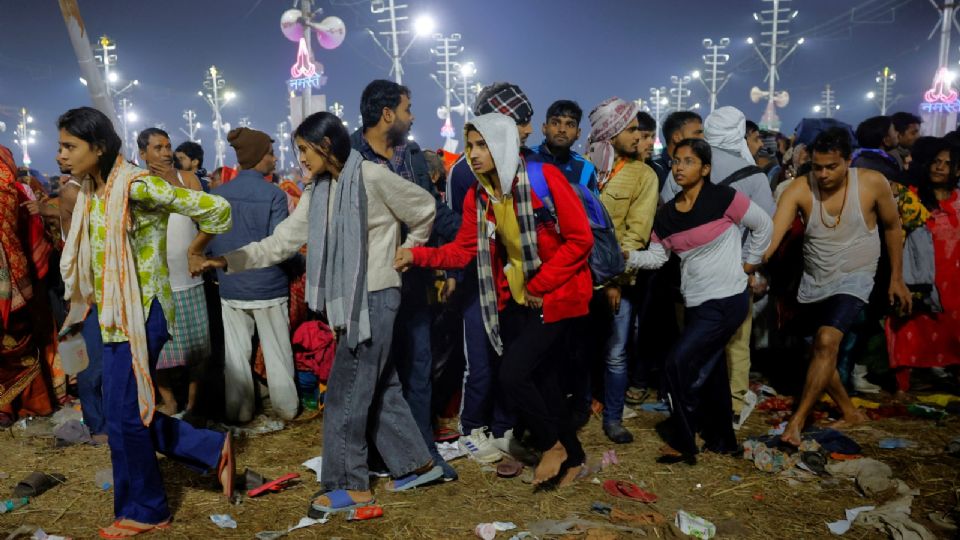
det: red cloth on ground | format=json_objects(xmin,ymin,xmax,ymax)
[{"xmin": 885, "ymin": 190, "xmax": 960, "ymax": 391}]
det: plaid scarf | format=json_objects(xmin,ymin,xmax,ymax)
[{"xmin": 474, "ymin": 162, "xmax": 540, "ymax": 355}]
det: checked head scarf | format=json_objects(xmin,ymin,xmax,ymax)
[
  {"xmin": 587, "ymin": 97, "xmax": 639, "ymax": 189},
  {"xmin": 474, "ymin": 83, "xmax": 534, "ymax": 126}
]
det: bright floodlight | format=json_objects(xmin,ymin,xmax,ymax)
[
  {"xmin": 196, "ymin": 122, "xmax": 202, "ymax": 129},
  {"xmin": 79, "ymin": 77, "xmax": 88, "ymax": 86},
  {"xmin": 197, "ymin": 91, "xmax": 204, "ymax": 97},
  {"xmin": 126, "ymin": 111, "xmax": 138, "ymax": 122},
  {"xmin": 224, "ymin": 91, "xmax": 237, "ymax": 102},
  {"xmin": 26, "ymin": 116, "xmax": 33, "ymax": 123},
  {"xmin": 746, "ymin": 37, "xmax": 754, "ymax": 45},
  {"xmin": 813, "ymin": 105, "xmax": 822, "ymax": 112},
  {"xmin": 660, "ymin": 97, "xmax": 669, "ymax": 105},
  {"xmin": 108, "ymin": 72, "xmax": 119, "ymax": 83},
  {"xmin": 407, "ymin": 133, "xmax": 415, "ymax": 141},
  {"xmin": 947, "ymin": 71, "xmax": 958, "ymax": 83},
  {"xmin": 866, "ymin": 91, "xmax": 876, "ymax": 100},
  {"xmin": 414, "ymin": 15, "xmax": 435, "ymax": 37},
  {"xmin": 752, "ymin": 12, "xmax": 759, "ymax": 21},
  {"xmin": 28, "ymin": 138, "xmax": 35, "ymax": 144},
  {"xmin": 133, "ymin": 80, "xmax": 140, "ymax": 86},
  {"xmin": 29, "ymin": 129, "xmax": 36, "ymax": 136},
  {"xmin": 460, "ymin": 62, "xmax": 476, "ymax": 77},
  {"xmin": 691, "ymin": 70, "xmax": 701, "ymax": 79},
  {"xmin": 797, "ymin": 37, "xmax": 805, "ymax": 45}
]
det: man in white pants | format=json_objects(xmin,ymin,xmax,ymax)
[{"xmin": 209, "ymin": 128, "xmax": 299, "ymax": 423}]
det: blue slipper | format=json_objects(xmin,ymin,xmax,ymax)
[
  {"xmin": 386, "ymin": 465, "xmax": 443, "ymax": 492},
  {"xmin": 308, "ymin": 489, "xmax": 374, "ymax": 518}
]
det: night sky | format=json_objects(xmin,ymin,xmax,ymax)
[{"xmin": 0, "ymin": 0, "xmax": 943, "ymax": 174}]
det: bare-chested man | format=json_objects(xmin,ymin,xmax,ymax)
[{"xmin": 763, "ymin": 127, "xmax": 912, "ymax": 446}]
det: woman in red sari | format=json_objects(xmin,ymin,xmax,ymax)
[{"xmin": 886, "ymin": 138, "xmax": 960, "ymax": 396}]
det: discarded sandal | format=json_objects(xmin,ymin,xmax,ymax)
[
  {"xmin": 602, "ymin": 480, "xmax": 658, "ymax": 503},
  {"xmin": 98, "ymin": 519, "xmax": 171, "ymax": 539},
  {"xmin": 496, "ymin": 457, "xmax": 524, "ymax": 478},
  {"xmin": 12, "ymin": 471, "xmax": 65, "ymax": 498},
  {"xmin": 308, "ymin": 489, "xmax": 374, "ymax": 518},
  {"xmin": 247, "ymin": 473, "xmax": 300, "ymax": 497}
]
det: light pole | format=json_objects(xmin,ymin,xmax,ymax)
[
  {"xmin": 699, "ymin": 37, "xmax": 731, "ymax": 113},
  {"xmin": 199, "ymin": 65, "xmax": 235, "ymax": 169},
  {"xmin": 181, "ymin": 110, "xmax": 201, "ymax": 143},
  {"xmin": 13, "ymin": 108, "xmax": 36, "ymax": 167},
  {"xmin": 649, "ymin": 87, "xmax": 671, "ymax": 152},
  {"xmin": 275, "ymin": 121, "xmax": 290, "ymax": 172},
  {"xmin": 329, "ymin": 102, "xmax": 344, "ymax": 119},
  {"xmin": 239, "ymin": 117, "xmax": 252, "ymax": 129},
  {"xmin": 670, "ymin": 74, "xmax": 694, "ymax": 111},
  {"xmin": 366, "ymin": 0, "xmax": 434, "ymax": 84},
  {"xmin": 748, "ymin": 0, "xmax": 803, "ymax": 131},
  {"xmin": 867, "ymin": 67, "xmax": 899, "ymax": 115},
  {"xmin": 118, "ymin": 98, "xmax": 138, "ymax": 160},
  {"xmin": 813, "ymin": 84, "xmax": 840, "ymax": 118},
  {"xmin": 459, "ymin": 62, "xmax": 476, "ymax": 131},
  {"xmin": 430, "ymin": 33, "xmax": 463, "ymax": 142}
]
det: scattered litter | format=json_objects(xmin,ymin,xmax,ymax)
[
  {"xmin": 436, "ymin": 441, "xmax": 466, "ymax": 462},
  {"xmin": 53, "ymin": 419, "xmax": 92, "ymax": 446},
  {"xmin": 30, "ymin": 529, "xmax": 69, "ymax": 540},
  {"xmin": 474, "ymin": 521, "xmax": 517, "ymax": 539},
  {"xmin": 948, "ymin": 436, "xmax": 960, "ymax": 456},
  {"xmin": 591, "ymin": 501, "xmax": 612, "ymax": 516},
  {"xmin": 767, "ymin": 421, "xmax": 786, "ymax": 436},
  {"xmin": 878, "ymin": 438, "xmax": 915, "ymax": 449},
  {"xmin": 752, "ymin": 492, "xmax": 764, "ymax": 501},
  {"xmin": 907, "ymin": 404, "xmax": 946, "ymax": 420},
  {"xmin": 826, "ymin": 505, "xmax": 875, "ymax": 535},
  {"xmin": 928, "ymin": 511, "xmax": 958, "ymax": 531},
  {"xmin": 733, "ymin": 391, "xmax": 758, "ymax": 431},
  {"xmin": 916, "ymin": 394, "xmax": 960, "ymax": 408},
  {"xmin": 610, "ymin": 507, "xmax": 666, "ymax": 526},
  {"xmin": 638, "ymin": 401, "xmax": 670, "ymax": 414},
  {"xmin": 806, "ymin": 429, "xmax": 861, "ymax": 455},
  {"xmin": 750, "ymin": 383, "xmax": 778, "ymax": 396},
  {"xmin": 1, "ymin": 497, "xmax": 29, "ymax": 514},
  {"xmin": 525, "ymin": 518, "xmax": 646, "ymax": 537},
  {"xmin": 730, "ymin": 475, "xmax": 742, "ymax": 482},
  {"xmin": 675, "ymin": 510, "xmax": 716, "ymax": 539},
  {"xmin": 255, "ymin": 516, "xmax": 328, "ymax": 539},
  {"xmin": 94, "ymin": 469, "xmax": 112, "ymax": 491},
  {"xmin": 757, "ymin": 395, "xmax": 793, "ymax": 412},
  {"xmin": 743, "ymin": 439, "xmax": 799, "ymax": 473},
  {"xmin": 347, "ymin": 505, "xmax": 383, "ymax": 521},
  {"xmin": 601, "ymin": 449, "xmax": 619, "ymax": 468},
  {"xmin": 602, "ymin": 479, "xmax": 657, "ymax": 502},
  {"xmin": 50, "ymin": 407, "xmax": 83, "ymax": 429},
  {"xmin": 826, "ymin": 458, "xmax": 894, "ymax": 498},
  {"xmin": 289, "ymin": 516, "xmax": 328, "ymax": 530},
  {"xmin": 302, "ymin": 456, "xmax": 322, "ymax": 482},
  {"xmin": 849, "ymin": 397, "xmax": 880, "ymax": 409},
  {"xmin": 856, "ymin": 493, "xmax": 936, "ymax": 540},
  {"xmin": 12, "ymin": 472, "xmax": 66, "ymax": 498},
  {"xmin": 212, "ymin": 415, "xmax": 285, "ymax": 438},
  {"xmin": 210, "ymin": 514, "xmax": 237, "ymax": 529},
  {"xmin": 247, "ymin": 473, "xmax": 300, "ymax": 497}
]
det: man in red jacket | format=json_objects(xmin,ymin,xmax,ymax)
[{"xmin": 395, "ymin": 112, "xmax": 593, "ymax": 488}]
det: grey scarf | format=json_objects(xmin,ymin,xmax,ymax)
[{"xmin": 306, "ymin": 149, "xmax": 371, "ymax": 349}]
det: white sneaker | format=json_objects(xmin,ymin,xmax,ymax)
[
  {"xmin": 622, "ymin": 406, "xmax": 639, "ymax": 420},
  {"xmin": 490, "ymin": 429, "xmax": 538, "ymax": 463},
  {"xmin": 852, "ymin": 364, "xmax": 881, "ymax": 394},
  {"xmin": 458, "ymin": 428, "xmax": 502, "ymax": 464}
]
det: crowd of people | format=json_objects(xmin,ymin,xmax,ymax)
[{"xmin": 1, "ymin": 77, "xmax": 957, "ymax": 537}]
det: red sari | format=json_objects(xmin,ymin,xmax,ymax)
[{"xmin": 885, "ymin": 190, "xmax": 960, "ymax": 391}]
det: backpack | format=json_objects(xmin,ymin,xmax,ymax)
[
  {"xmin": 718, "ymin": 165, "xmax": 765, "ymax": 188},
  {"xmin": 291, "ymin": 320, "xmax": 337, "ymax": 383},
  {"xmin": 526, "ymin": 161, "xmax": 625, "ymax": 286}
]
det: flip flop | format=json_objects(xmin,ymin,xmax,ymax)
[
  {"xmin": 386, "ymin": 465, "xmax": 443, "ymax": 492},
  {"xmin": 308, "ymin": 489, "xmax": 374, "ymax": 518},
  {"xmin": 12, "ymin": 472, "xmax": 66, "ymax": 498},
  {"xmin": 496, "ymin": 457, "xmax": 524, "ymax": 478},
  {"xmin": 217, "ymin": 433, "xmax": 235, "ymax": 498},
  {"xmin": 98, "ymin": 519, "xmax": 171, "ymax": 539},
  {"xmin": 434, "ymin": 426, "xmax": 460, "ymax": 442},
  {"xmin": 625, "ymin": 387, "xmax": 651, "ymax": 405},
  {"xmin": 602, "ymin": 479, "xmax": 658, "ymax": 503},
  {"xmin": 247, "ymin": 473, "xmax": 300, "ymax": 497}
]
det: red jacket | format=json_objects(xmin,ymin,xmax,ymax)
[{"xmin": 412, "ymin": 163, "xmax": 593, "ymax": 323}]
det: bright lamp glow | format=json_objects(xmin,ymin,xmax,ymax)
[
  {"xmin": 797, "ymin": 37, "xmax": 805, "ymax": 45},
  {"xmin": 126, "ymin": 111, "xmax": 138, "ymax": 122},
  {"xmin": 414, "ymin": 15, "xmax": 435, "ymax": 37},
  {"xmin": 866, "ymin": 91, "xmax": 876, "ymax": 100},
  {"xmin": 108, "ymin": 72, "xmax": 119, "ymax": 83},
  {"xmin": 460, "ymin": 62, "xmax": 476, "ymax": 77},
  {"xmin": 746, "ymin": 37, "xmax": 754, "ymax": 45},
  {"xmin": 224, "ymin": 91, "xmax": 237, "ymax": 102},
  {"xmin": 26, "ymin": 116, "xmax": 33, "ymax": 123},
  {"xmin": 813, "ymin": 105, "xmax": 822, "ymax": 112},
  {"xmin": 691, "ymin": 70, "xmax": 701, "ymax": 79}
]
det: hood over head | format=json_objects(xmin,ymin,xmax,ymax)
[{"xmin": 465, "ymin": 112, "xmax": 521, "ymax": 196}]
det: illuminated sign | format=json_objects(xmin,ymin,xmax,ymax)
[
  {"xmin": 924, "ymin": 67, "xmax": 958, "ymax": 104},
  {"xmin": 287, "ymin": 37, "xmax": 326, "ymax": 92}
]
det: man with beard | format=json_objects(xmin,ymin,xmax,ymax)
[
  {"xmin": 587, "ymin": 98, "xmax": 659, "ymax": 443},
  {"xmin": 138, "ymin": 128, "xmax": 211, "ymax": 420},
  {"xmin": 635, "ymin": 111, "xmax": 657, "ymax": 163},
  {"xmin": 351, "ymin": 79, "xmax": 460, "ymax": 482},
  {"xmin": 528, "ymin": 100, "xmax": 599, "ymax": 193}
]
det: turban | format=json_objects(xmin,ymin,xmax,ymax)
[
  {"xmin": 587, "ymin": 97, "xmax": 639, "ymax": 189},
  {"xmin": 704, "ymin": 106, "xmax": 756, "ymax": 164}
]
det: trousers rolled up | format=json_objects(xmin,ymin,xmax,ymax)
[
  {"xmin": 221, "ymin": 298, "xmax": 298, "ymax": 423},
  {"xmin": 103, "ymin": 300, "xmax": 225, "ymax": 524},
  {"xmin": 321, "ymin": 287, "xmax": 433, "ymax": 492}
]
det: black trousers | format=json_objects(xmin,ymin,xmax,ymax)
[
  {"xmin": 664, "ymin": 289, "xmax": 749, "ymax": 455},
  {"xmin": 498, "ymin": 302, "xmax": 585, "ymax": 467}
]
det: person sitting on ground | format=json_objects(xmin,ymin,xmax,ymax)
[
  {"xmin": 624, "ymin": 138, "xmax": 772, "ymax": 464},
  {"xmin": 395, "ymin": 112, "xmax": 594, "ymax": 488}
]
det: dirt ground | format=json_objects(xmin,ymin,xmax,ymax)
[{"xmin": 1, "ymin": 393, "xmax": 958, "ymax": 539}]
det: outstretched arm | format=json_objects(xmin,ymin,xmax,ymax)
[{"xmin": 872, "ymin": 173, "xmax": 912, "ymax": 313}]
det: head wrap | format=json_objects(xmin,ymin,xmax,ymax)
[
  {"xmin": 704, "ymin": 106, "xmax": 756, "ymax": 164},
  {"xmin": 473, "ymin": 83, "xmax": 534, "ymax": 125},
  {"xmin": 227, "ymin": 128, "xmax": 274, "ymax": 169},
  {"xmin": 586, "ymin": 97, "xmax": 639, "ymax": 189}
]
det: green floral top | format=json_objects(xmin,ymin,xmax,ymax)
[
  {"xmin": 90, "ymin": 176, "xmax": 231, "ymax": 342},
  {"xmin": 891, "ymin": 181, "xmax": 930, "ymax": 233}
]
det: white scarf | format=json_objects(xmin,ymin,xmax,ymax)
[{"xmin": 61, "ymin": 157, "xmax": 156, "ymax": 426}]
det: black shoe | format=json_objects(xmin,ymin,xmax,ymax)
[{"xmin": 603, "ymin": 422, "xmax": 634, "ymax": 444}]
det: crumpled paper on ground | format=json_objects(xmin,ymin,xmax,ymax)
[
  {"xmin": 827, "ymin": 505, "xmax": 875, "ymax": 535},
  {"xmin": 255, "ymin": 516, "xmax": 329, "ymax": 539},
  {"xmin": 525, "ymin": 518, "xmax": 647, "ymax": 537},
  {"xmin": 826, "ymin": 458, "xmax": 894, "ymax": 497},
  {"xmin": 474, "ymin": 521, "xmax": 516, "ymax": 539},
  {"xmin": 212, "ymin": 415, "xmax": 285, "ymax": 438},
  {"xmin": 210, "ymin": 514, "xmax": 237, "ymax": 529},
  {"xmin": 855, "ymin": 493, "xmax": 936, "ymax": 540},
  {"xmin": 437, "ymin": 441, "xmax": 467, "ymax": 461},
  {"xmin": 302, "ymin": 456, "xmax": 322, "ymax": 482}
]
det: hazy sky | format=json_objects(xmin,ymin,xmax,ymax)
[{"xmin": 0, "ymin": 0, "xmax": 942, "ymax": 173}]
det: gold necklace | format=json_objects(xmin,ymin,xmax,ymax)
[{"xmin": 817, "ymin": 174, "xmax": 848, "ymax": 229}]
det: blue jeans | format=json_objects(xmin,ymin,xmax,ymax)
[
  {"xmin": 103, "ymin": 300, "xmax": 225, "ymax": 523},
  {"xmin": 603, "ymin": 295, "xmax": 634, "ymax": 424},
  {"xmin": 322, "ymin": 288, "xmax": 432, "ymax": 491},
  {"xmin": 78, "ymin": 306, "xmax": 106, "ymax": 435}
]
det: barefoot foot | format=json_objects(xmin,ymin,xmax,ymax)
[
  {"xmin": 780, "ymin": 421, "xmax": 803, "ymax": 447},
  {"xmin": 557, "ymin": 464, "xmax": 583, "ymax": 488},
  {"xmin": 827, "ymin": 409, "xmax": 869, "ymax": 430},
  {"xmin": 533, "ymin": 443, "xmax": 567, "ymax": 485}
]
